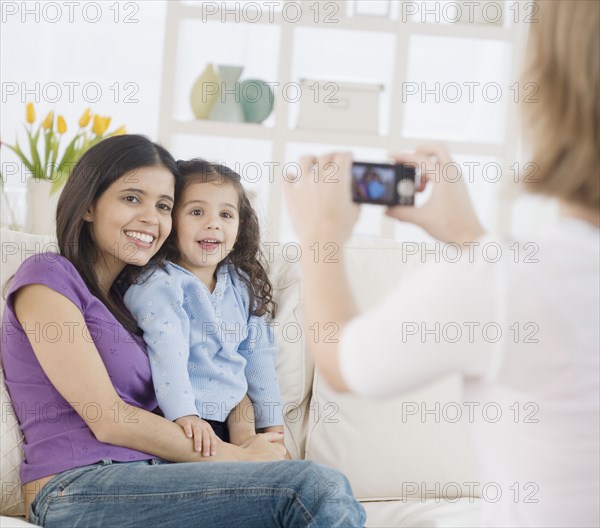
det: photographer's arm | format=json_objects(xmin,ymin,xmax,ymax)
[
  {"xmin": 284, "ymin": 152, "xmax": 359, "ymax": 392},
  {"xmin": 284, "ymin": 148, "xmax": 488, "ymax": 394},
  {"xmin": 14, "ymin": 284, "xmax": 285, "ymax": 462}
]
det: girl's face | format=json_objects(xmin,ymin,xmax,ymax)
[
  {"xmin": 175, "ymin": 180, "xmax": 240, "ymax": 282},
  {"xmin": 84, "ymin": 166, "xmax": 175, "ymax": 283}
]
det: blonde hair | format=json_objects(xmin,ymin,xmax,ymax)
[{"xmin": 521, "ymin": 0, "xmax": 599, "ymax": 210}]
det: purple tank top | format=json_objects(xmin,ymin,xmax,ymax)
[{"xmin": 1, "ymin": 254, "xmax": 157, "ymax": 483}]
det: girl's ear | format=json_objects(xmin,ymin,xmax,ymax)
[{"xmin": 82, "ymin": 209, "xmax": 93, "ymax": 222}]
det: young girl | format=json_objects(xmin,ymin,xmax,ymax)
[{"xmin": 124, "ymin": 159, "xmax": 285, "ymax": 456}]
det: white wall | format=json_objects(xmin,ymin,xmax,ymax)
[{"xmin": 1, "ymin": 0, "xmax": 168, "ymax": 227}]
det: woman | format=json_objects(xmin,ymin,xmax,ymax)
[
  {"xmin": 1, "ymin": 135, "xmax": 366, "ymax": 527},
  {"xmin": 284, "ymin": 1, "xmax": 599, "ymax": 527}
]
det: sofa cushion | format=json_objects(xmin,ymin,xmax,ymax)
[
  {"xmin": 0, "ymin": 364, "xmax": 25, "ymax": 516},
  {"xmin": 306, "ymin": 371, "xmax": 479, "ymax": 500},
  {"xmin": 0, "ymin": 229, "xmax": 57, "ymax": 319},
  {"xmin": 304, "ymin": 237, "xmax": 479, "ymax": 499},
  {"xmin": 0, "ymin": 515, "xmax": 38, "ymax": 527},
  {"xmin": 268, "ymin": 253, "xmax": 313, "ymax": 459},
  {"xmin": 1, "ymin": 229, "xmax": 55, "ymax": 516},
  {"xmin": 361, "ymin": 497, "xmax": 482, "ymax": 527}
]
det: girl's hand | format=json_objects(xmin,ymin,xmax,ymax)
[
  {"xmin": 175, "ymin": 415, "xmax": 219, "ymax": 457},
  {"xmin": 284, "ymin": 152, "xmax": 360, "ymax": 245},
  {"xmin": 385, "ymin": 144, "xmax": 485, "ymax": 244},
  {"xmin": 239, "ymin": 432, "xmax": 288, "ymax": 461}
]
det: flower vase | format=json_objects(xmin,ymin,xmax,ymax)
[
  {"xmin": 26, "ymin": 178, "xmax": 61, "ymax": 235},
  {"xmin": 190, "ymin": 63, "xmax": 221, "ymax": 119},
  {"xmin": 1, "ymin": 187, "xmax": 26, "ymax": 230},
  {"xmin": 209, "ymin": 65, "xmax": 245, "ymax": 122}
]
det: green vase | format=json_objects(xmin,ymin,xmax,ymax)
[
  {"xmin": 239, "ymin": 79, "xmax": 274, "ymax": 124},
  {"xmin": 190, "ymin": 64, "xmax": 220, "ymax": 119}
]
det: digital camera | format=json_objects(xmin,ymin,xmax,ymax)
[{"xmin": 351, "ymin": 161, "xmax": 418, "ymax": 206}]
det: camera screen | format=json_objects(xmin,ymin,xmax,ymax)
[{"xmin": 351, "ymin": 164, "xmax": 397, "ymax": 204}]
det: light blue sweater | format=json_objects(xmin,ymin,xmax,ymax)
[{"xmin": 124, "ymin": 261, "xmax": 283, "ymax": 428}]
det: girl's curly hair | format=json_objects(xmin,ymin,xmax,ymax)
[{"xmin": 165, "ymin": 158, "xmax": 276, "ymax": 318}]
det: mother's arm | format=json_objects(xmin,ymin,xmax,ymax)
[{"xmin": 14, "ymin": 284, "xmax": 285, "ymax": 462}]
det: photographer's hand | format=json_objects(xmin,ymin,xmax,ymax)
[
  {"xmin": 284, "ymin": 152, "xmax": 359, "ymax": 245},
  {"xmin": 385, "ymin": 144, "xmax": 485, "ymax": 244}
]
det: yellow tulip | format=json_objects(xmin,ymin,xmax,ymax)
[
  {"xmin": 92, "ymin": 115, "xmax": 111, "ymax": 136},
  {"xmin": 41, "ymin": 111, "xmax": 54, "ymax": 130},
  {"xmin": 79, "ymin": 108, "xmax": 92, "ymax": 128},
  {"xmin": 57, "ymin": 115, "xmax": 67, "ymax": 134},
  {"xmin": 112, "ymin": 125, "xmax": 127, "ymax": 136},
  {"xmin": 26, "ymin": 102, "xmax": 36, "ymax": 124}
]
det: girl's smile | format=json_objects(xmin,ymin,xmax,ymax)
[{"xmin": 176, "ymin": 181, "xmax": 240, "ymax": 289}]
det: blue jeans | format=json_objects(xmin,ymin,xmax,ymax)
[{"xmin": 28, "ymin": 458, "xmax": 366, "ymax": 527}]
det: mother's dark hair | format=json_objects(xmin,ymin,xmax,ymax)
[{"xmin": 56, "ymin": 134, "xmax": 179, "ymax": 334}]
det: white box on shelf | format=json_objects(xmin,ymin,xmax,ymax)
[{"xmin": 297, "ymin": 79, "xmax": 383, "ymax": 134}]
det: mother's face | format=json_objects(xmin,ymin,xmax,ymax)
[{"xmin": 84, "ymin": 166, "xmax": 175, "ymax": 275}]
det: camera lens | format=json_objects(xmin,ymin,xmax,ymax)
[{"xmin": 397, "ymin": 179, "xmax": 415, "ymax": 198}]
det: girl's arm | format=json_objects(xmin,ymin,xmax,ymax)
[
  {"xmin": 124, "ymin": 275, "xmax": 221, "ymax": 456},
  {"xmin": 238, "ymin": 314, "xmax": 284, "ymax": 429},
  {"xmin": 228, "ymin": 394, "xmax": 289, "ymax": 457},
  {"xmin": 227, "ymin": 393, "xmax": 256, "ymax": 445},
  {"xmin": 238, "ymin": 313, "xmax": 290, "ymax": 457},
  {"xmin": 124, "ymin": 276, "xmax": 198, "ymax": 422},
  {"xmin": 227, "ymin": 394, "xmax": 290, "ymax": 457},
  {"xmin": 14, "ymin": 284, "xmax": 286, "ymax": 463}
]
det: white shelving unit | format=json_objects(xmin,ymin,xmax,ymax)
[{"xmin": 158, "ymin": 0, "xmax": 529, "ymax": 241}]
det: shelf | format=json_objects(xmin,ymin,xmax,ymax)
[
  {"xmin": 172, "ymin": 119, "xmax": 274, "ymax": 140},
  {"xmin": 171, "ymin": 119, "xmax": 387, "ymax": 147},
  {"xmin": 177, "ymin": 3, "xmax": 398, "ymax": 32},
  {"xmin": 401, "ymin": 138, "xmax": 504, "ymax": 158},
  {"xmin": 178, "ymin": 3, "xmax": 513, "ymax": 41},
  {"xmin": 161, "ymin": 1, "xmax": 527, "ymax": 239},
  {"xmin": 408, "ymin": 21, "xmax": 513, "ymax": 41},
  {"xmin": 170, "ymin": 119, "xmax": 504, "ymax": 157},
  {"xmin": 288, "ymin": 128, "xmax": 388, "ymax": 148},
  {"xmin": 286, "ymin": 129, "xmax": 504, "ymax": 156}
]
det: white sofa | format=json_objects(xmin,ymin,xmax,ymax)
[{"xmin": 0, "ymin": 228, "xmax": 482, "ymax": 527}]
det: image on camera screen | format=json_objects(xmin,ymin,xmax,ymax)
[{"xmin": 352, "ymin": 165, "xmax": 396, "ymax": 204}]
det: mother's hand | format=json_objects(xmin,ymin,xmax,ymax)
[
  {"xmin": 386, "ymin": 144, "xmax": 485, "ymax": 244},
  {"xmin": 239, "ymin": 432, "xmax": 288, "ymax": 461},
  {"xmin": 283, "ymin": 152, "xmax": 359, "ymax": 245}
]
